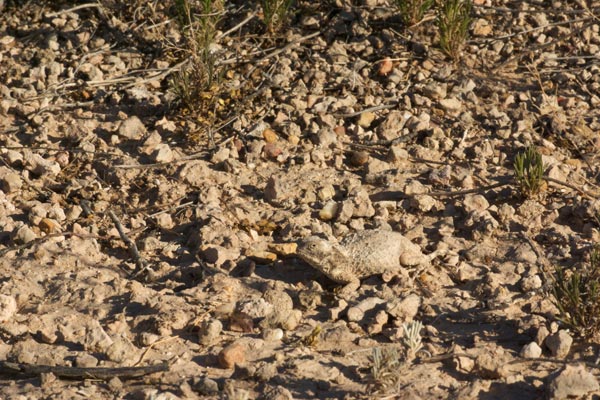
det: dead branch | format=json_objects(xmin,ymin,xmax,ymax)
[{"xmin": 0, "ymin": 360, "xmax": 168, "ymax": 380}]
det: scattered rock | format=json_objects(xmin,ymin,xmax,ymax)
[
  {"xmin": 153, "ymin": 143, "xmax": 174, "ymax": 163},
  {"xmin": 319, "ymin": 200, "xmax": 338, "ymax": 221},
  {"xmin": 267, "ymin": 242, "xmax": 297, "ymax": 256},
  {"xmin": 13, "ymin": 225, "xmax": 37, "ymax": 244},
  {"xmin": 378, "ymin": 58, "xmax": 393, "ymax": 76},
  {"xmin": 535, "ymin": 326, "xmax": 550, "ymax": 346},
  {"xmin": 357, "ymin": 112, "xmax": 375, "ymax": 128},
  {"xmin": 386, "ymin": 294, "xmax": 421, "ymax": 322},
  {"xmin": 262, "ymin": 328, "xmax": 284, "ymax": 341},
  {"xmin": 105, "ymin": 335, "xmax": 138, "ymax": 363},
  {"xmin": 1, "ymin": 172, "xmax": 22, "ymax": 193},
  {"xmin": 439, "ymin": 97, "xmax": 462, "ymax": 113},
  {"xmin": 545, "ymin": 330, "xmax": 573, "ymax": 358},
  {"xmin": 0, "ymin": 3, "xmax": 596, "ymax": 398},
  {"xmin": 74, "ymin": 353, "xmax": 99, "ymax": 368},
  {"xmin": 198, "ymin": 319, "xmax": 223, "ymax": 345},
  {"xmin": 520, "ymin": 274, "xmax": 542, "ymax": 292},
  {"xmin": 39, "ymin": 218, "xmax": 61, "ymax": 234},
  {"xmin": 246, "ymin": 250, "xmax": 277, "ymax": 264},
  {"xmin": 378, "ymin": 111, "xmax": 408, "ymax": 141},
  {"xmin": 347, "ymin": 297, "xmax": 386, "ymax": 322},
  {"xmin": 348, "ymin": 150, "xmax": 369, "ymax": 167},
  {"xmin": 118, "ymin": 116, "xmax": 146, "ymax": 140},
  {"xmin": 547, "ymin": 364, "xmax": 599, "ymax": 400},
  {"xmin": 0, "ymin": 294, "xmax": 17, "ymax": 322},
  {"xmin": 192, "ymin": 377, "xmax": 219, "ymax": 395},
  {"xmin": 263, "ymin": 386, "xmax": 293, "ymax": 400},
  {"xmin": 263, "ymin": 128, "xmax": 278, "ymax": 143},
  {"xmin": 474, "ymin": 347, "xmax": 513, "ymax": 379},
  {"xmin": 463, "ymin": 195, "xmax": 489, "ymax": 213},
  {"xmin": 520, "ymin": 342, "xmax": 542, "ymax": 358},
  {"xmin": 218, "ymin": 342, "xmax": 246, "ymax": 369}
]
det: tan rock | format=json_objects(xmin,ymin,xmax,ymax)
[
  {"xmin": 218, "ymin": 342, "xmax": 246, "ymax": 369},
  {"xmin": 267, "ymin": 243, "xmax": 297, "ymax": 256},
  {"xmin": 357, "ymin": 111, "xmax": 375, "ymax": 128},
  {"xmin": 263, "ymin": 128, "xmax": 278, "ymax": 143}
]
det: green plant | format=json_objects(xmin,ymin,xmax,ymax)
[
  {"xmin": 367, "ymin": 346, "xmax": 403, "ymax": 394},
  {"xmin": 169, "ymin": 0, "xmax": 223, "ymax": 116},
  {"xmin": 437, "ymin": 0, "xmax": 472, "ymax": 60},
  {"xmin": 402, "ymin": 320, "xmax": 424, "ymax": 358},
  {"xmin": 552, "ymin": 245, "xmax": 600, "ymax": 339},
  {"xmin": 367, "ymin": 321, "xmax": 424, "ymax": 394},
  {"xmin": 261, "ymin": 0, "xmax": 293, "ymax": 33},
  {"xmin": 395, "ymin": 0, "xmax": 434, "ymax": 26},
  {"xmin": 513, "ymin": 146, "xmax": 545, "ymax": 197}
]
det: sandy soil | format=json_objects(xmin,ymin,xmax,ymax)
[{"xmin": 1, "ymin": 0, "xmax": 600, "ymax": 399}]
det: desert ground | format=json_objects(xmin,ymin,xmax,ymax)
[{"xmin": 1, "ymin": 0, "xmax": 600, "ymax": 399}]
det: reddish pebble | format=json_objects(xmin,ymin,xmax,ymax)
[
  {"xmin": 378, "ymin": 58, "xmax": 393, "ymax": 76},
  {"xmin": 264, "ymin": 143, "xmax": 282, "ymax": 159},
  {"xmin": 218, "ymin": 342, "xmax": 246, "ymax": 369},
  {"xmin": 333, "ymin": 126, "xmax": 346, "ymax": 136}
]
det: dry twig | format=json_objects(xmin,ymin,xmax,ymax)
[
  {"xmin": 107, "ymin": 210, "xmax": 146, "ymax": 271},
  {"xmin": 0, "ymin": 360, "xmax": 168, "ymax": 380}
]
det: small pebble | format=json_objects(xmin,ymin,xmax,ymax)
[
  {"xmin": 263, "ymin": 128, "xmax": 278, "ymax": 143},
  {"xmin": 2, "ymin": 172, "xmax": 22, "ymax": 192},
  {"xmin": 198, "ymin": 319, "xmax": 223, "ymax": 345},
  {"xmin": 262, "ymin": 328, "xmax": 284, "ymax": 341},
  {"xmin": 0, "ymin": 294, "xmax": 17, "ymax": 322},
  {"xmin": 520, "ymin": 342, "xmax": 542, "ymax": 358},
  {"xmin": 546, "ymin": 330, "xmax": 573, "ymax": 358},
  {"xmin": 218, "ymin": 342, "xmax": 246, "ymax": 369},
  {"xmin": 357, "ymin": 112, "xmax": 375, "ymax": 128},
  {"xmin": 348, "ymin": 150, "xmax": 369, "ymax": 167},
  {"xmin": 378, "ymin": 58, "xmax": 393, "ymax": 76},
  {"xmin": 319, "ymin": 200, "xmax": 338, "ymax": 221},
  {"xmin": 246, "ymin": 250, "xmax": 277, "ymax": 264}
]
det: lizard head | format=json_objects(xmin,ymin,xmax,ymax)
[{"xmin": 296, "ymin": 236, "xmax": 351, "ymax": 283}]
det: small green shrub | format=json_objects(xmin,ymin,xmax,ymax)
[
  {"xmin": 437, "ymin": 0, "xmax": 472, "ymax": 60},
  {"xmin": 169, "ymin": 0, "xmax": 223, "ymax": 115},
  {"xmin": 261, "ymin": 0, "xmax": 293, "ymax": 33},
  {"xmin": 553, "ymin": 245, "xmax": 600, "ymax": 340},
  {"xmin": 367, "ymin": 346, "xmax": 403, "ymax": 394},
  {"xmin": 395, "ymin": 0, "xmax": 434, "ymax": 26},
  {"xmin": 513, "ymin": 146, "xmax": 545, "ymax": 197},
  {"xmin": 367, "ymin": 321, "xmax": 424, "ymax": 394}
]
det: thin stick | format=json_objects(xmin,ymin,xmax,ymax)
[
  {"xmin": 428, "ymin": 181, "xmax": 509, "ymax": 197},
  {"xmin": 216, "ymin": 11, "xmax": 257, "ymax": 40},
  {"xmin": 107, "ymin": 210, "xmax": 145, "ymax": 271},
  {"xmin": 148, "ymin": 201, "xmax": 194, "ymax": 218},
  {"xmin": 0, "ymin": 360, "xmax": 168, "ymax": 380},
  {"xmin": 482, "ymin": 16, "xmax": 591, "ymax": 41},
  {"xmin": 134, "ymin": 337, "xmax": 178, "ymax": 367},
  {"xmin": 545, "ymin": 176, "xmax": 598, "ymax": 199},
  {"xmin": 0, "ymin": 232, "xmax": 102, "ymax": 257},
  {"xmin": 114, "ymin": 150, "xmax": 207, "ymax": 170},
  {"xmin": 45, "ymin": 3, "xmax": 103, "ymax": 17},
  {"xmin": 244, "ymin": 31, "xmax": 321, "ymax": 78},
  {"xmin": 335, "ymin": 102, "xmax": 399, "ymax": 118}
]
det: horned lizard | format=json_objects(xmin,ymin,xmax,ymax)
[{"xmin": 296, "ymin": 229, "xmax": 437, "ymax": 294}]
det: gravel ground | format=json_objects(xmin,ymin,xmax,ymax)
[{"xmin": 1, "ymin": 0, "xmax": 600, "ymax": 399}]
